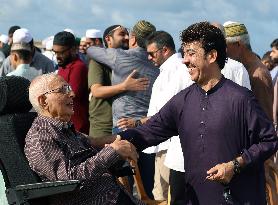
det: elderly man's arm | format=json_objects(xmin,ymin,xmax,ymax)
[{"xmin": 25, "ymin": 129, "xmax": 136, "ymax": 182}]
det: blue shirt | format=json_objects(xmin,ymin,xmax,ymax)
[
  {"xmin": 120, "ymin": 77, "xmax": 278, "ymax": 205},
  {"xmin": 7, "ymin": 64, "xmax": 41, "ymax": 81}
]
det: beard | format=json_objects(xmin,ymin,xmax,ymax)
[
  {"xmin": 272, "ymin": 57, "xmax": 278, "ymax": 65},
  {"xmin": 57, "ymin": 55, "xmax": 73, "ymax": 67}
]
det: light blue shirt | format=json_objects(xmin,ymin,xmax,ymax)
[
  {"xmin": 0, "ymin": 50, "xmax": 55, "ymax": 77},
  {"xmin": 7, "ymin": 64, "xmax": 42, "ymax": 81}
]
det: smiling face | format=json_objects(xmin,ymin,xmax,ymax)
[
  {"xmin": 107, "ymin": 26, "xmax": 129, "ymax": 49},
  {"xmin": 182, "ymin": 41, "xmax": 210, "ymax": 85},
  {"xmin": 79, "ymin": 41, "xmax": 87, "ymax": 54},
  {"xmin": 40, "ymin": 76, "xmax": 75, "ymax": 122}
]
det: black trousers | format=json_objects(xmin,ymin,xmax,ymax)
[
  {"xmin": 117, "ymin": 191, "xmax": 135, "ymax": 204},
  {"xmin": 169, "ymin": 169, "xmax": 187, "ymax": 205}
]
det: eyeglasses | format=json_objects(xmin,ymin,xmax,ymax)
[
  {"xmin": 52, "ymin": 47, "xmax": 71, "ymax": 56},
  {"xmin": 42, "ymin": 84, "xmax": 73, "ymax": 95},
  {"xmin": 147, "ymin": 48, "xmax": 163, "ymax": 58}
]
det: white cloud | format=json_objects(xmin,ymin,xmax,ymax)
[
  {"xmin": 0, "ymin": 0, "xmax": 277, "ymax": 55},
  {"xmin": 91, "ymin": 5, "xmax": 105, "ymax": 16}
]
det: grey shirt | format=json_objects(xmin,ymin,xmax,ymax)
[
  {"xmin": 0, "ymin": 50, "xmax": 55, "ymax": 76},
  {"xmin": 87, "ymin": 46, "xmax": 159, "ymax": 126}
]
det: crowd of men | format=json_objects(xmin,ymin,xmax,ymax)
[{"xmin": 0, "ymin": 20, "xmax": 277, "ymax": 205}]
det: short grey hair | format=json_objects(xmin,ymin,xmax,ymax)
[
  {"xmin": 226, "ymin": 34, "xmax": 251, "ymax": 50},
  {"xmin": 29, "ymin": 73, "xmax": 60, "ymax": 113},
  {"xmin": 223, "ymin": 21, "xmax": 252, "ymax": 50}
]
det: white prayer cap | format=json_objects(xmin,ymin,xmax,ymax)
[
  {"xmin": 11, "ymin": 42, "xmax": 31, "ymax": 51},
  {"xmin": 86, "ymin": 29, "xmax": 102, "ymax": 39},
  {"xmin": 80, "ymin": 36, "xmax": 86, "ymax": 42},
  {"xmin": 223, "ymin": 21, "xmax": 238, "ymax": 27},
  {"xmin": 13, "ymin": 28, "xmax": 33, "ymax": 44},
  {"xmin": 64, "ymin": 28, "xmax": 75, "ymax": 37},
  {"xmin": 45, "ymin": 36, "xmax": 54, "ymax": 50},
  {"xmin": 0, "ymin": 34, "xmax": 9, "ymax": 44}
]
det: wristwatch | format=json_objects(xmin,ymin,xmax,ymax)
[
  {"xmin": 232, "ymin": 159, "xmax": 241, "ymax": 175},
  {"xmin": 135, "ymin": 119, "xmax": 142, "ymax": 127}
]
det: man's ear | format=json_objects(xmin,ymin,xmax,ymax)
[
  {"xmin": 207, "ymin": 49, "xmax": 218, "ymax": 64},
  {"xmin": 105, "ymin": 36, "xmax": 110, "ymax": 46},
  {"xmin": 162, "ymin": 46, "xmax": 170, "ymax": 57},
  {"xmin": 38, "ymin": 95, "xmax": 48, "ymax": 110},
  {"xmin": 130, "ymin": 35, "xmax": 137, "ymax": 47},
  {"xmin": 12, "ymin": 53, "xmax": 18, "ymax": 62}
]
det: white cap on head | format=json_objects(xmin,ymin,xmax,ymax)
[
  {"xmin": 80, "ymin": 36, "xmax": 86, "ymax": 42},
  {"xmin": 42, "ymin": 36, "xmax": 54, "ymax": 48},
  {"xmin": 45, "ymin": 36, "xmax": 54, "ymax": 50},
  {"xmin": 223, "ymin": 21, "xmax": 238, "ymax": 27},
  {"xmin": 13, "ymin": 28, "xmax": 33, "ymax": 44},
  {"xmin": 64, "ymin": 28, "xmax": 75, "ymax": 37},
  {"xmin": 86, "ymin": 29, "xmax": 102, "ymax": 39},
  {"xmin": 0, "ymin": 34, "xmax": 9, "ymax": 44}
]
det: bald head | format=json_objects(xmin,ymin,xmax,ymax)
[
  {"xmin": 29, "ymin": 73, "xmax": 64, "ymax": 113},
  {"xmin": 211, "ymin": 22, "xmax": 226, "ymax": 37}
]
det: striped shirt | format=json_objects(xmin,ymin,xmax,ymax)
[{"xmin": 24, "ymin": 115, "xmax": 144, "ymax": 205}]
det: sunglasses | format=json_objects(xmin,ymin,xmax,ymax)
[{"xmin": 147, "ymin": 48, "xmax": 163, "ymax": 58}]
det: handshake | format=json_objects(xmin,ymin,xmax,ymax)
[{"xmin": 108, "ymin": 135, "xmax": 139, "ymax": 163}]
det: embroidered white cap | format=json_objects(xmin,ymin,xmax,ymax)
[
  {"xmin": 85, "ymin": 29, "xmax": 102, "ymax": 38},
  {"xmin": 0, "ymin": 34, "xmax": 9, "ymax": 44}
]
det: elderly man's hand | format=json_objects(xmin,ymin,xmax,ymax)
[
  {"xmin": 206, "ymin": 161, "xmax": 234, "ymax": 184},
  {"xmin": 110, "ymin": 136, "xmax": 138, "ymax": 163}
]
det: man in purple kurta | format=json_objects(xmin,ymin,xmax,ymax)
[{"xmin": 118, "ymin": 22, "xmax": 278, "ymax": 204}]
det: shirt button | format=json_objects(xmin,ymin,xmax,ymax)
[
  {"xmin": 200, "ymin": 121, "xmax": 204, "ymax": 124},
  {"xmin": 200, "ymin": 134, "xmax": 203, "ymax": 138},
  {"xmin": 202, "ymin": 107, "xmax": 205, "ymax": 111}
]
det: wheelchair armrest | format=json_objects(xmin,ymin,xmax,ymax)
[{"xmin": 6, "ymin": 180, "xmax": 81, "ymax": 205}]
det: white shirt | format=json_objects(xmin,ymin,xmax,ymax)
[
  {"xmin": 42, "ymin": 50, "xmax": 57, "ymax": 67},
  {"xmin": 221, "ymin": 58, "xmax": 251, "ymax": 90},
  {"xmin": 143, "ymin": 53, "xmax": 193, "ymax": 170}
]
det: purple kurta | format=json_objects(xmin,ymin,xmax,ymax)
[{"xmin": 120, "ymin": 77, "xmax": 278, "ymax": 205}]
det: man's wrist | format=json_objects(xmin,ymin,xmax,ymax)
[
  {"xmin": 135, "ymin": 119, "xmax": 142, "ymax": 127},
  {"xmin": 232, "ymin": 158, "xmax": 241, "ymax": 175}
]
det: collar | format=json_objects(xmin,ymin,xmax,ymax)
[
  {"xmin": 16, "ymin": 64, "xmax": 30, "ymax": 70},
  {"xmin": 196, "ymin": 75, "xmax": 226, "ymax": 95},
  {"xmin": 38, "ymin": 114, "xmax": 74, "ymax": 132},
  {"xmin": 159, "ymin": 52, "xmax": 182, "ymax": 72}
]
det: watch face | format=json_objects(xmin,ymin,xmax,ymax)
[
  {"xmin": 233, "ymin": 159, "xmax": 241, "ymax": 174},
  {"xmin": 135, "ymin": 120, "xmax": 142, "ymax": 127}
]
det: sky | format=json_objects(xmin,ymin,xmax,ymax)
[{"xmin": 0, "ymin": 0, "xmax": 277, "ymax": 56}]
